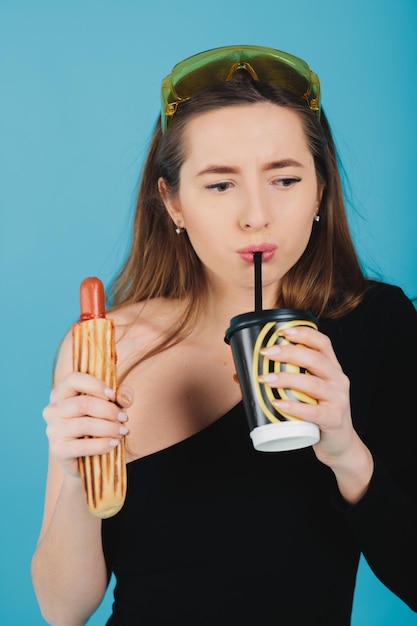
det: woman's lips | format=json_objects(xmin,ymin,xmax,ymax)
[{"xmin": 237, "ymin": 244, "xmax": 277, "ymax": 263}]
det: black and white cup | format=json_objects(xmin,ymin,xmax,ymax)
[{"xmin": 225, "ymin": 309, "xmax": 320, "ymax": 452}]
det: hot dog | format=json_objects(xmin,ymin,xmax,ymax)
[{"xmin": 72, "ymin": 277, "xmax": 126, "ymax": 518}]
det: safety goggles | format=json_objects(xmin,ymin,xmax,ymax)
[{"xmin": 160, "ymin": 45, "xmax": 321, "ymax": 133}]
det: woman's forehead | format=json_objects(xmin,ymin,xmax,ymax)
[{"xmin": 181, "ymin": 103, "xmax": 312, "ymax": 167}]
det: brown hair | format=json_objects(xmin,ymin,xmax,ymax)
[{"xmin": 108, "ymin": 73, "xmax": 366, "ymax": 366}]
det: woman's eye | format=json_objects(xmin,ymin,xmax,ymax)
[
  {"xmin": 206, "ymin": 181, "xmax": 232, "ymax": 193},
  {"xmin": 275, "ymin": 177, "xmax": 302, "ymax": 188}
]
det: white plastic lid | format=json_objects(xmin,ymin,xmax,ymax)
[{"xmin": 250, "ymin": 421, "xmax": 320, "ymax": 452}]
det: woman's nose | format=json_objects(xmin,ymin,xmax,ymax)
[{"xmin": 239, "ymin": 189, "xmax": 270, "ymax": 230}]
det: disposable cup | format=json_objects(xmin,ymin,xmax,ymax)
[{"xmin": 225, "ymin": 309, "xmax": 320, "ymax": 452}]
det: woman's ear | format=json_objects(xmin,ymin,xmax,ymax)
[{"xmin": 158, "ymin": 177, "xmax": 185, "ymax": 229}]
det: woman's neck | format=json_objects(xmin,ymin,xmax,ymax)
[{"xmin": 194, "ymin": 279, "xmax": 279, "ymax": 339}]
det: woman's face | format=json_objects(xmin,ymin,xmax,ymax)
[{"xmin": 160, "ymin": 102, "xmax": 323, "ymax": 303}]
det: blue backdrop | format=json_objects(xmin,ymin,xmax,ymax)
[{"xmin": 1, "ymin": 1, "xmax": 416, "ymax": 624}]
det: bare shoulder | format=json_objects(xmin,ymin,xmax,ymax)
[
  {"xmin": 110, "ymin": 296, "xmax": 184, "ymax": 328},
  {"xmin": 109, "ymin": 297, "xmax": 186, "ymax": 373}
]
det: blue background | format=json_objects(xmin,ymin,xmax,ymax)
[{"xmin": 1, "ymin": 0, "xmax": 416, "ymax": 624}]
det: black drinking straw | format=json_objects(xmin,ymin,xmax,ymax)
[{"xmin": 254, "ymin": 251, "xmax": 263, "ymax": 311}]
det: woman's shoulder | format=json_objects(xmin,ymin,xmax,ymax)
[
  {"xmin": 110, "ymin": 296, "xmax": 185, "ymax": 334},
  {"xmin": 109, "ymin": 297, "xmax": 187, "ymax": 363},
  {"xmin": 321, "ymin": 280, "xmax": 416, "ymax": 340},
  {"xmin": 324, "ymin": 280, "xmax": 417, "ymax": 343},
  {"xmin": 359, "ymin": 280, "xmax": 416, "ymax": 318}
]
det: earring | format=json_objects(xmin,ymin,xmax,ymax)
[
  {"xmin": 175, "ymin": 223, "xmax": 185, "ymax": 234},
  {"xmin": 314, "ymin": 215, "xmax": 320, "ymax": 222}
]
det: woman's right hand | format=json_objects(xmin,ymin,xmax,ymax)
[{"xmin": 43, "ymin": 372, "xmax": 133, "ymax": 478}]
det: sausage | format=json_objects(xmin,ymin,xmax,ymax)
[{"xmin": 79, "ymin": 276, "xmax": 106, "ymax": 321}]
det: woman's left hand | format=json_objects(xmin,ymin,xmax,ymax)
[{"xmin": 259, "ymin": 326, "xmax": 374, "ymax": 501}]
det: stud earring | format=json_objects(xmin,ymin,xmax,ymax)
[
  {"xmin": 314, "ymin": 215, "xmax": 320, "ymax": 222},
  {"xmin": 175, "ymin": 223, "xmax": 185, "ymax": 234}
]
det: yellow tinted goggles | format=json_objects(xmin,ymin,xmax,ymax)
[{"xmin": 161, "ymin": 45, "xmax": 321, "ymax": 133}]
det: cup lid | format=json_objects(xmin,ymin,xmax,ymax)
[{"xmin": 224, "ymin": 308, "xmax": 317, "ymax": 344}]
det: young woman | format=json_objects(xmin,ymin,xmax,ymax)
[{"xmin": 32, "ymin": 46, "xmax": 417, "ymax": 625}]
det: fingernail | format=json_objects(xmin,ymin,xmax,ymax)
[
  {"xmin": 117, "ymin": 411, "xmax": 128, "ymax": 423},
  {"xmin": 109, "ymin": 439, "xmax": 120, "ymax": 447},
  {"xmin": 119, "ymin": 391, "xmax": 133, "ymax": 405},
  {"xmin": 119, "ymin": 426, "xmax": 129, "ymax": 436},
  {"xmin": 258, "ymin": 373, "xmax": 279, "ymax": 384},
  {"xmin": 272, "ymin": 400, "xmax": 290, "ymax": 410},
  {"xmin": 260, "ymin": 346, "xmax": 281, "ymax": 357},
  {"xmin": 104, "ymin": 387, "xmax": 116, "ymax": 400},
  {"xmin": 283, "ymin": 327, "xmax": 298, "ymax": 336}
]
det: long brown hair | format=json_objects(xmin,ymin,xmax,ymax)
[{"xmin": 108, "ymin": 73, "xmax": 366, "ymax": 365}]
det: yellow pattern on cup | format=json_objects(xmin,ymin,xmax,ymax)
[{"xmin": 252, "ymin": 319, "xmax": 317, "ymax": 423}]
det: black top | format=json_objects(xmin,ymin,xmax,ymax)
[{"xmin": 102, "ymin": 282, "xmax": 417, "ymax": 625}]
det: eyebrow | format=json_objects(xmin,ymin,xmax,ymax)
[{"xmin": 196, "ymin": 159, "xmax": 304, "ymax": 177}]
